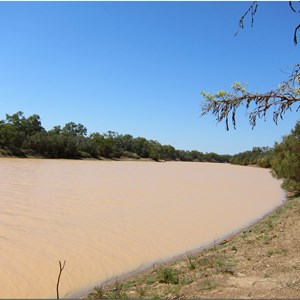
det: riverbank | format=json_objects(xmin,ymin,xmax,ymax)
[{"xmin": 86, "ymin": 193, "xmax": 300, "ymax": 299}]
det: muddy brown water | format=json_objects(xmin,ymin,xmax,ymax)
[{"xmin": 0, "ymin": 159, "xmax": 283, "ymax": 298}]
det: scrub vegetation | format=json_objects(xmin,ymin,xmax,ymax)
[{"xmin": 0, "ymin": 111, "xmax": 230, "ymax": 163}]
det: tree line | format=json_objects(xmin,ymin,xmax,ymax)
[
  {"xmin": 1, "ymin": 111, "xmax": 299, "ymax": 192},
  {"xmin": 0, "ymin": 111, "xmax": 231, "ymax": 163},
  {"xmin": 229, "ymin": 146, "xmax": 273, "ymax": 168}
]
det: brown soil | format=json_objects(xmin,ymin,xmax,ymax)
[{"xmin": 87, "ymin": 194, "xmax": 300, "ymax": 299}]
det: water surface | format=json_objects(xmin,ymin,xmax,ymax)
[{"xmin": 0, "ymin": 159, "xmax": 283, "ymax": 298}]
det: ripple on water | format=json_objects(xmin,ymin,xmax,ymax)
[{"xmin": 0, "ymin": 159, "xmax": 283, "ymax": 298}]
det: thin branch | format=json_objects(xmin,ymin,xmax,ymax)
[
  {"xmin": 294, "ymin": 24, "xmax": 300, "ymax": 45},
  {"xmin": 56, "ymin": 260, "xmax": 66, "ymax": 299},
  {"xmin": 289, "ymin": 1, "xmax": 300, "ymax": 13},
  {"xmin": 235, "ymin": 1, "xmax": 258, "ymax": 37},
  {"xmin": 201, "ymin": 65, "xmax": 300, "ymax": 130},
  {"xmin": 235, "ymin": 2, "xmax": 300, "ymax": 46}
]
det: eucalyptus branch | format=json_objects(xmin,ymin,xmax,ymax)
[{"xmin": 201, "ymin": 65, "xmax": 300, "ymax": 130}]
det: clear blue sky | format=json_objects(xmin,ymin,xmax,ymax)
[{"xmin": 0, "ymin": 1, "xmax": 299, "ymax": 154}]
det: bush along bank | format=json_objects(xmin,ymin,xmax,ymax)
[{"xmin": 0, "ymin": 111, "xmax": 231, "ymax": 163}]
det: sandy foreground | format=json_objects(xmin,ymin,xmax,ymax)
[{"xmin": 0, "ymin": 159, "xmax": 283, "ymax": 298}]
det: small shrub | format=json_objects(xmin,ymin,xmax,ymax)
[
  {"xmin": 186, "ymin": 256, "xmax": 196, "ymax": 270},
  {"xmin": 158, "ymin": 267, "xmax": 179, "ymax": 284}
]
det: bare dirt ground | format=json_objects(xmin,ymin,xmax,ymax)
[{"xmin": 87, "ymin": 194, "xmax": 300, "ymax": 299}]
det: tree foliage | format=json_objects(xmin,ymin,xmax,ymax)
[
  {"xmin": 0, "ymin": 111, "xmax": 231, "ymax": 163},
  {"xmin": 230, "ymin": 146, "xmax": 273, "ymax": 168},
  {"xmin": 0, "ymin": 111, "xmax": 44, "ymax": 154},
  {"xmin": 201, "ymin": 68, "xmax": 300, "ymax": 130},
  {"xmin": 271, "ymin": 121, "xmax": 300, "ymax": 193}
]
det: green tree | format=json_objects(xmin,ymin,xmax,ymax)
[
  {"xmin": 132, "ymin": 137, "xmax": 151, "ymax": 158},
  {"xmin": 0, "ymin": 112, "xmax": 44, "ymax": 154},
  {"xmin": 117, "ymin": 134, "xmax": 134, "ymax": 153},
  {"xmin": 190, "ymin": 150, "xmax": 205, "ymax": 162},
  {"xmin": 229, "ymin": 146, "xmax": 273, "ymax": 167},
  {"xmin": 0, "ymin": 122, "xmax": 24, "ymax": 153},
  {"xmin": 24, "ymin": 131, "xmax": 80, "ymax": 158},
  {"xmin": 49, "ymin": 125, "xmax": 62, "ymax": 135},
  {"xmin": 159, "ymin": 145, "xmax": 177, "ymax": 161},
  {"xmin": 62, "ymin": 122, "xmax": 87, "ymax": 137},
  {"xmin": 5, "ymin": 111, "xmax": 44, "ymax": 136},
  {"xmin": 89, "ymin": 132, "xmax": 114, "ymax": 158},
  {"xmin": 271, "ymin": 121, "xmax": 300, "ymax": 193}
]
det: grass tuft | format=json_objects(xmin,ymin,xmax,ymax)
[{"xmin": 186, "ymin": 256, "xmax": 196, "ymax": 270}]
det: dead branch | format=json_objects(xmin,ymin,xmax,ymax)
[
  {"xmin": 234, "ymin": 1, "xmax": 258, "ymax": 37},
  {"xmin": 56, "ymin": 260, "xmax": 66, "ymax": 299}
]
